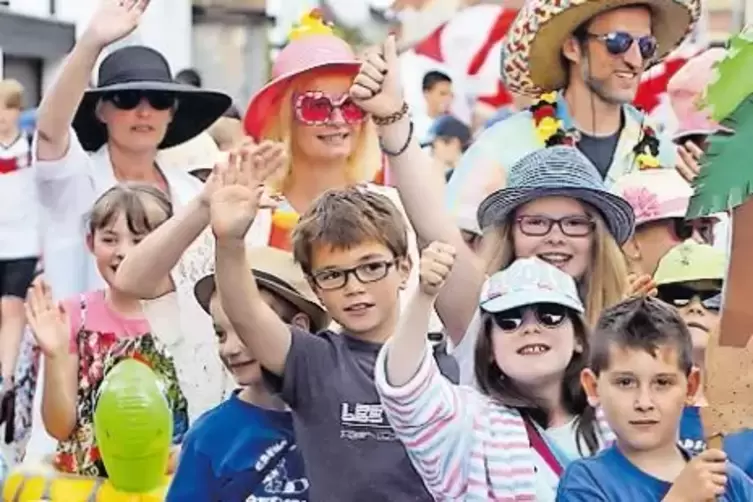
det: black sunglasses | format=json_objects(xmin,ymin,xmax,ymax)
[
  {"xmin": 657, "ymin": 285, "xmax": 722, "ymax": 311},
  {"xmin": 670, "ymin": 218, "xmax": 714, "ymax": 245},
  {"xmin": 104, "ymin": 90, "xmax": 176, "ymax": 111},
  {"xmin": 515, "ymin": 215, "xmax": 595, "ymax": 238},
  {"xmin": 491, "ymin": 303, "xmax": 569, "ymax": 332},
  {"xmin": 585, "ymin": 31, "xmax": 657, "ymax": 60}
]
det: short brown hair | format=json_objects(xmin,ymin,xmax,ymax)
[
  {"xmin": 0, "ymin": 79, "xmax": 24, "ymax": 109},
  {"xmin": 88, "ymin": 182, "xmax": 173, "ymax": 236},
  {"xmin": 590, "ymin": 296, "xmax": 693, "ymax": 376},
  {"xmin": 292, "ymin": 187, "xmax": 408, "ymax": 274}
]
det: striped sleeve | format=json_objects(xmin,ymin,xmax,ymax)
[{"xmin": 375, "ymin": 341, "xmax": 480, "ymax": 498}]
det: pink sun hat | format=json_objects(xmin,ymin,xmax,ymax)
[
  {"xmin": 668, "ymin": 48, "xmax": 734, "ymax": 141},
  {"xmin": 243, "ymin": 10, "xmax": 361, "ymax": 141},
  {"xmin": 610, "ymin": 169, "xmax": 692, "ymax": 227}
]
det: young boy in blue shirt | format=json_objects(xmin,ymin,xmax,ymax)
[
  {"xmin": 557, "ymin": 296, "xmax": 753, "ymax": 502},
  {"xmin": 167, "ymin": 247, "xmax": 330, "ymax": 501}
]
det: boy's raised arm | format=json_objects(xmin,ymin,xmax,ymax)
[{"xmin": 212, "ymin": 149, "xmax": 291, "ymax": 376}]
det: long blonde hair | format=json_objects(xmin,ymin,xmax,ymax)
[
  {"xmin": 260, "ymin": 67, "xmax": 382, "ymax": 193},
  {"xmin": 479, "ymin": 208, "xmax": 629, "ymax": 327}
]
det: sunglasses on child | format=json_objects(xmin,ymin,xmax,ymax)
[
  {"xmin": 311, "ymin": 259, "xmax": 397, "ymax": 291},
  {"xmin": 670, "ymin": 218, "xmax": 715, "ymax": 245},
  {"xmin": 491, "ymin": 303, "xmax": 569, "ymax": 332},
  {"xmin": 293, "ymin": 91, "xmax": 367, "ymax": 126},
  {"xmin": 656, "ymin": 285, "xmax": 722, "ymax": 312},
  {"xmin": 515, "ymin": 215, "xmax": 595, "ymax": 238},
  {"xmin": 584, "ymin": 31, "xmax": 658, "ymax": 60},
  {"xmin": 103, "ymin": 90, "xmax": 177, "ymax": 111}
]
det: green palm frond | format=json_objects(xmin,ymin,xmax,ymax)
[
  {"xmin": 687, "ymin": 95, "xmax": 753, "ymax": 217},
  {"xmin": 702, "ymin": 27, "xmax": 753, "ymax": 122}
]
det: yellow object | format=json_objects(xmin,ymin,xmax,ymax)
[
  {"xmin": 2, "ymin": 465, "xmax": 171, "ymax": 502},
  {"xmin": 272, "ymin": 210, "xmax": 300, "ymax": 230},
  {"xmin": 636, "ymin": 152, "xmax": 660, "ymax": 169},
  {"xmin": 288, "ymin": 9, "xmax": 334, "ymax": 41},
  {"xmin": 536, "ymin": 117, "xmax": 562, "ymax": 143},
  {"xmin": 540, "ymin": 92, "xmax": 558, "ymax": 104}
]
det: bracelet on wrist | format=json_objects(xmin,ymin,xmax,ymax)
[
  {"xmin": 371, "ymin": 102, "xmax": 409, "ymax": 126},
  {"xmin": 380, "ymin": 121, "xmax": 414, "ymax": 157}
]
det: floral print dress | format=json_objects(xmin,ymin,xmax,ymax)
[{"xmin": 54, "ymin": 294, "xmax": 189, "ymax": 477}]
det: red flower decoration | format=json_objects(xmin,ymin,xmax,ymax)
[{"xmin": 532, "ymin": 104, "xmax": 555, "ymax": 123}]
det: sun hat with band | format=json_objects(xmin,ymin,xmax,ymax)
[
  {"xmin": 74, "ymin": 46, "xmax": 231, "ymax": 152},
  {"xmin": 243, "ymin": 10, "xmax": 362, "ymax": 141},
  {"xmin": 480, "ymin": 257, "xmax": 585, "ymax": 314},
  {"xmin": 500, "ymin": 0, "xmax": 702, "ymax": 97},
  {"xmin": 194, "ymin": 246, "xmax": 330, "ymax": 333},
  {"xmin": 477, "ymin": 145, "xmax": 635, "ymax": 244},
  {"xmin": 610, "ymin": 168, "xmax": 692, "ymax": 227}
]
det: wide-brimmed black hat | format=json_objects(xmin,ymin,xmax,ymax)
[{"xmin": 73, "ymin": 46, "xmax": 231, "ymax": 151}]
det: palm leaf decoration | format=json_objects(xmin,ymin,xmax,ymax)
[{"xmin": 687, "ymin": 28, "xmax": 753, "ymax": 218}]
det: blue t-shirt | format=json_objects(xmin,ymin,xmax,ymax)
[
  {"xmin": 166, "ymin": 391, "xmax": 309, "ymax": 501},
  {"xmin": 680, "ymin": 406, "xmax": 753, "ymax": 477},
  {"xmin": 556, "ymin": 444, "xmax": 753, "ymax": 501}
]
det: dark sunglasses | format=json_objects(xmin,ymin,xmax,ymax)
[
  {"xmin": 104, "ymin": 90, "xmax": 176, "ymax": 111},
  {"xmin": 585, "ymin": 31, "xmax": 657, "ymax": 60},
  {"xmin": 491, "ymin": 303, "xmax": 569, "ymax": 332},
  {"xmin": 670, "ymin": 218, "xmax": 715, "ymax": 245},
  {"xmin": 657, "ymin": 285, "xmax": 722, "ymax": 311},
  {"xmin": 515, "ymin": 215, "xmax": 595, "ymax": 238}
]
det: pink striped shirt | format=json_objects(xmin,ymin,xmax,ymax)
[{"xmin": 375, "ymin": 343, "xmax": 614, "ymax": 501}]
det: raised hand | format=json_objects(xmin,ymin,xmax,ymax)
[
  {"xmin": 82, "ymin": 0, "xmax": 151, "ymax": 48},
  {"xmin": 209, "ymin": 143, "xmax": 285, "ymax": 241},
  {"xmin": 663, "ymin": 449, "xmax": 728, "ymax": 501},
  {"xmin": 25, "ymin": 280, "xmax": 70, "ymax": 358},
  {"xmin": 419, "ymin": 242, "xmax": 456, "ymax": 297},
  {"xmin": 625, "ymin": 273, "xmax": 658, "ymax": 299},
  {"xmin": 350, "ymin": 35, "xmax": 405, "ymax": 119}
]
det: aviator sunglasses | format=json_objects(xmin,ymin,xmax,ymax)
[
  {"xmin": 104, "ymin": 90, "xmax": 177, "ymax": 111},
  {"xmin": 657, "ymin": 285, "xmax": 722, "ymax": 312},
  {"xmin": 491, "ymin": 303, "xmax": 569, "ymax": 332},
  {"xmin": 293, "ymin": 91, "xmax": 367, "ymax": 126},
  {"xmin": 585, "ymin": 31, "xmax": 658, "ymax": 60}
]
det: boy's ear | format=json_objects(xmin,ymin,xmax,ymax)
[
  {"xmin": 86, "ymin": 233, "xmax": 95, "ymax": 253},
  {"xmin": 580, "ymin": 368, "xmax": 601, "ymax": 408},
  {"xmin": 290, "ymin": 312, "xmax": 311, "ymax": 332},
  {"xmin": 397, "ymin": 255, "xmax": 412, "ymax": 289},
  {"xmin": 622, "ymin": 236, "xmax": 642, "ymax": 263},
  {"xmin": 685, "ymin": 366, "xmax": 702, "ymax": 405}
]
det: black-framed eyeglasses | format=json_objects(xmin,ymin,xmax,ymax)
[
  {"xmin": 104, "ymin": 90, "xmax": 176, "ymax": 111},
  {"xmin": 585, "ymin": 31, "xmax": 657, "ymax": 60},
  {"xmin": 311, "ymin": 259, "xmax": 397, "ymax": 291},
  {"xmin": 492, "ymin": 303, "xmax": 569, "ymax": 332},
  {"xmin": 657, "ymin": 285, "xmax": 722, "ymax": 312},
  {"xmin": 515, "ymin": 215, "xmax": 595, "ymax": 237}
]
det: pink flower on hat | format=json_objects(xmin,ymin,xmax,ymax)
[{"xmin": 621, "ymin": 187, "xmax": 661, "ymax": 222}]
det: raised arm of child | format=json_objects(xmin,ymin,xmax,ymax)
[
  {"xmin": 376, "ymin": 242, "xmax": 491, "ymax": 498},
  {"xmin": 114, "ymin": 143, "xmax": 286, "ymax": 299},
  {"xmin": 351, "ymin": 36, "xmax": 487, "ymax": 342},
  {"xmin": 25, "ymin": 280, "xmax": 77, "ymax": 440},
  {"xmin": 211, "ymin": 149, "xmax": 291, "ymax": 376}
]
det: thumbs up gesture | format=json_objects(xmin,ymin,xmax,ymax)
[{"xmin": 350, "ymin": 35, "xmax": 405, "ymax": 120}]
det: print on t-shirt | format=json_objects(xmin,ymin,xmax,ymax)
[
  {"xmin": 249, "ymin": 440, "xmax": 309, "ymax": 502},
  {"xmin": 340, "ymin": 402, "xmax": 397, "ymax": 442}
]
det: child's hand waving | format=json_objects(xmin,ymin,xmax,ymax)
[
  {"xmin": 419, "ymin": 242, "xmax": 456, "ymax": 297},
  {"xmin": 210, "ymin": 143, "xmax": 286, "ymax": 241},
  {"xmin": 25, "ymin": 280, "xmax": 70, "ymax": 358}
]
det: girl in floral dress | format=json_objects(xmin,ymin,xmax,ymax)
[{"xmin": 24, "ymin": 183, "xmax": 188, "ymax": 477}]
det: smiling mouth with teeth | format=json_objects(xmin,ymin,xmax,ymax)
[{"xmin": 517, "ymin": 344, "xmax": 550, "ymax": 355}]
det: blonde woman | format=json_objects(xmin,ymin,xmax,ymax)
[{"xmin": 350, "ymin": 37, "xmax": 633, "ymax": 384}]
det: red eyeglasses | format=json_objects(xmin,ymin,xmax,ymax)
[{"xmin": 293, "ymin": 91, "xmax": 367, "ymax": 126}]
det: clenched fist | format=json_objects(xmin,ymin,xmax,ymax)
[{"xmin": 419, "ymin": 242, "xmax": 456, "ymax": 297}]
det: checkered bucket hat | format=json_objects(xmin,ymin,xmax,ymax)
[{"xmin": 477, "ymin": 146, "xmax": 635, "ymax": 244}]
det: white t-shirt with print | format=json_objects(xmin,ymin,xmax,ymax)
[
  {"xmin": 33, "ymin": 130, "xmax": 233, "ymax": 424},
  {"xmin": 0, "ymin": 134, "xmax": 39, "ymax": 259}
]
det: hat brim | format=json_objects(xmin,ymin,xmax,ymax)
[
  {"xmin": 477, "ymin": 186, "xmax": 635, "ymax": 244},
  {"xmin": 73, "ymin": 82, "xmax": 232, "ymax": 151},
  {"xmin": 243, "ymin": 61, "xmax": 361, "ymax": 140},
  {"xmin": 481, "ymin": 289, "xmax": 585, "ymax": 314},
  {"xmin": 504, "ymin": 0, "xmax": 699, "ymax": 96},
  {"xmin": 672, "ymin": 125, "xmax": 734, "ymax": 142},
  {"xmin": 194, "ymin": 271, "xmax": 330, "ymax": 333}
]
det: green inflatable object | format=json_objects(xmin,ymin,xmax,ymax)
[{"xmin": 93, "ymin": 359, "xmax": 172, "ymax": 493}]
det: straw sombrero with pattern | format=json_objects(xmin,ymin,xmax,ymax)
[{"xmin": 501, "ymin": 0, "xmax": 701, "ymax": 97}]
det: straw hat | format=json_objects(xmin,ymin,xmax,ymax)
[
  {"xmin": 243, "ymin": 10, "xmax": 360, "ymax": 141},
  {"xmin": 501, "ymin": 0, "xmax": 702, "ymax": 97}
]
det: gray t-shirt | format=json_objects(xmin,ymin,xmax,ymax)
[
  {"xmin": 265, "ymin": 327, "xmax": 457, "ymax": 502},
  {"xmin": 577, "ymin": 130, "xmax": 620, "ymax": 179}
]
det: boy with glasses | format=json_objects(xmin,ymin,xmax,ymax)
[{"xmin": 210, "ymin": 177, "xmax": 457, "ymax": 500}]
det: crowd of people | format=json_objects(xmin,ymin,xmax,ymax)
[{"xmin": 0, "ymin": 0, "xmax": 752, "ymax": 500}]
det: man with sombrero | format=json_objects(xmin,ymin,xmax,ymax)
[
  {"xmin": 33, "ymin": 0, "xmax": 231, "ymax": 299},
  {"xmin": 443, "ymin": 0, "xmax": 702, "ymax": 234}
]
